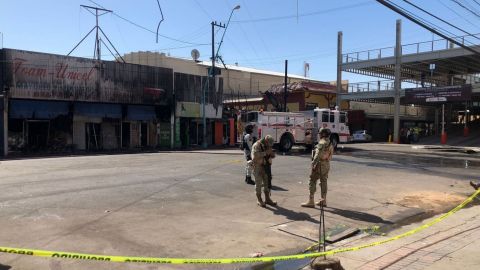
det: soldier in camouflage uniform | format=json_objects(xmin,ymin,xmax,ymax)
[
  {"xmin": 251, "ymin": 135, "xmax": 277, "ymax": 207},
  {"xmin": 301, "ymin": 128, "xmax": 334, "ymax": 208}
]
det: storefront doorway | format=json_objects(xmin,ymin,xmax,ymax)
[
  {"xmin": 140, "ymin": 122, "xmax": 148, "ymax": 147},
  {"xmin": 122, "ymin": 122, "xmax": 130, "ymax": 148},
  {"xmin": 27, "ymin": 120, "xmax": 49, "ymax": 151},
  {"xmin": 86, "ymin": 123, "xmax": 102, "ymax": 150}
]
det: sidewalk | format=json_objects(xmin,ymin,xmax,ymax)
[{"xmin": 331, "ymin": 200, "xmax": 480, "ymax": 269}]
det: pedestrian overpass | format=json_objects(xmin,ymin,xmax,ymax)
[
  {"xmin": 336, "ymin": 29, "xmax": 480, "ymax": 143},
  {"xmin": 340, "ymin": 32, "xmax": 480, "ymax": 101}
]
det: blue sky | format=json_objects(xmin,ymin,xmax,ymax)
[{"xmin": 1, "ymin": 0, "xmax": 479, "ymax": 82}]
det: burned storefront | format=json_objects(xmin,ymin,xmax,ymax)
[
  {"xmin": 0, "ymin": 49, "xmax": 173, "ymax": 156},
  {"xmin": 173, "ymin": 72, "xmax": 224, "ymax": 148}
]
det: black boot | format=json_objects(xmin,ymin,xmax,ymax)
[
  {"xmin": 245, "ymin": 176, "xmax": 255, "ymax": 185},
  {"xmin": 470, "ymin": 180, "xmax": 480, "ymax": 190}
]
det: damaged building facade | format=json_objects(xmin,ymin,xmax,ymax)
[{"xmin": 0, "ymin": 49, "xmax": 173, "ymax": 156}]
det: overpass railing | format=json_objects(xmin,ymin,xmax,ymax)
[{"xmin": 343, "ymin": 33, "xmax": 480, "ymax": 64}]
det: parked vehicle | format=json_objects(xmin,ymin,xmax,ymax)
[
  {"xmin": 352, "ymin": 130, "xmax": 372, "ymax": 142},
  {"xmin": 237, "ymin": 108, "xmax": 350, "ymax": 151}
]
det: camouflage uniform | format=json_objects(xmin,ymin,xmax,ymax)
[
  {"xmin": 251, "ymin": 136, "xmax": 277, "ymax": 207},
  {"xmin": 309, "ymin": 138, "xmax": 333, "ymax": 200},
  {"xmin": 301, "ymin": 136, "xmax": 333, "ymax": 208}
]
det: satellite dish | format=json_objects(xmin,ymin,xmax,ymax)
[{"xmin": 191, "ymin": 49, "xmax": 200, "ymax": 61}]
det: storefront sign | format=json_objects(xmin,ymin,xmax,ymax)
[
  {"xmin": 405, "ymin": 85, "xmax": 472, "ymax": 103},
  {"xmin": 2, "ymin": 49, "xmax": 172, "ymax": 105},
  {"xmin": 176, "ymin": 102, "xmax": 201, "ymax": 118}
]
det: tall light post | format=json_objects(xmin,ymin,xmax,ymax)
[{"xmin": 202, "ymin": 5, "xmax": 240, "ymax": 148}]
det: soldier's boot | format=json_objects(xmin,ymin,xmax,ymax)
[
  {"xmin": 470, "ymin": 180, "xmax": 480, "ymax": 190},
  {"xmin": 301, "ymin": 195, "xmax": 315, "ymax": 208},
  {"xmin": 256, "ymin": 193, "xmax": 266, "ymax": 207},
  {"xmin": 264, "ymin": 191, "xmax": 277, "ymax": 206},
  {"xmin": 316, "ymin": 194, "xmax": 327, "ymax": 207},
  {"xmin": 245, "ymin": 176, "xmax": 255, "ymax": 185}
]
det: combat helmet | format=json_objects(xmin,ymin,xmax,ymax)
[{"xmin": 319, "ymin": 128, "xmax": 331, "ymax": 138}]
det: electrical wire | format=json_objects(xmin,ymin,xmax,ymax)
[
  {"xmin": 221, "ymin": 0, "xmax": 263, "ymax": 69},
  {"xmin": 231, "ymin": 1, "xmax": 373, "ymax": 23},
  {"xmin": 438, "ymin": 0, "xmax": 480, "ymax": 30},
  {"xmin": 156, "ymin": 0, "xmax": 165, "ymax": 43},
  {"xmin": 384, "ymin": 0, "xmax": 478, "ymax": 48},
  {"xmin": 87, "ymin": 0, "xmax": 208, "ymax": 46},
  {"xmin": 239, "ymin": 0, "xmax": 275, "ymax": 64},
  {"xmin": 450, "ymin": 0, "xmax": 480, "ymax": 19},
  {"xmin": 402, "ymin": 0, "xmax": 480, "ymax": 40}
]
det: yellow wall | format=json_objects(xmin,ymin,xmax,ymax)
[{"xmin": 303, "ymin": 91, "xmax": 349, "ymax": 110}]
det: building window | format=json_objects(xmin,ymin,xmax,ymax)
[{"xmin": 322, "ymin": 112, "xmax": 329, "ymax": 122}]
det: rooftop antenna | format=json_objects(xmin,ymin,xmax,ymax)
[{"xmin": 68, "ymin": 5, "xmax": 125, "ymax": 63}]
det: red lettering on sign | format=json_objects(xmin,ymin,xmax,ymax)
[{"xmin": 14, "ymin": 58, "xmax": 47, "ymax": 78}]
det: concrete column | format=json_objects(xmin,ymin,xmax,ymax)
[
  {"xmin": 393, "ymin": 20, "xmax": 402, "ymax": 143},
  {"xmin": 336, "ymin": 31, "xmax": 343, "ymax": 108},
  {"xmin": 434, "ymin": 107, "xmax": 439, "ymax": 135}
]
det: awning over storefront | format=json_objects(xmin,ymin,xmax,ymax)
[
  {"xmin": 9, "ymin": 99, "xmax": 70, "ymax": 119},
  {"xmin": 74, "ymin": 103, "xmax": 122, "ymax": 118},
  {"xmin": 127, "ymin": 105, "xmax": 156, "ymax": 121}
]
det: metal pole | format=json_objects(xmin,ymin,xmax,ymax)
[
  {"xmin": 442, "ymin": 104, "xmax": 445, "ymax": 135},
  {"xmin": 202, "ymin": 22, "xmax": 215, "ymax": 148},
  {"xmin": 318, "ymin": 205, "xmax": 322, "ymax": 252},
  {"xmin": 393, "ymin": 20, "xmax": 402, "ymax": 143},
  {"xmin": 284, "ymin": 60, "xmax": 288, "ymax": 112},
  {"xmin": 96, "ymin": 9, "xmax": 100, "ymax": 61},
  {"xmin": 464, "ymin": 102, "xmax": 469, "ymax": 137},
  {"xmin": 336, "ymin": 31, "xmax": 343, "ymax": 108}
]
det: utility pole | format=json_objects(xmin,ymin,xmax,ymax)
[
  {"xmin": 393, "ymin": 20, "xmax": 402, "ymax": 143},
  {"xmin": 95, "ymin": 7, "xmax": 101, "ymax": 61},
  {"xmin": 202, "ymin": 5, "xmax": 240, "ymax": 148},
  {"xmin": 202, "ymin": 21, "xmax": 225, "ymax": 148},
  {"xmin": 284, "ymin": 60, "xmax": 288, "ymax": 112}
]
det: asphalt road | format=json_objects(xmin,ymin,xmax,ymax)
[{"xmin": 0, "ymin": 145, "xmax": 477, "ymax": 270}]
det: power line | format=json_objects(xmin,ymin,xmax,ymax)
[
  {"xmin": 380, "ymin": 0, "xmax": 479, "ymax": 49},
  {"xmin": 231, "ymin": 1, "xmax": 373, "ymax": 23},
  {"xmin": 438, "ymin": 0, "xmax": 480, "ymax": 30},
  {"xmin": 403, "ymin": 0, "xmax": 480, "ymax": 40},
  {"xmin": 239, "ymin": 0, "xmax": 275, "ymax": 64},
  {"xmin": 460, "ymin": 0, "xmax": 480, "ymax": 14},
  {"xmin": 375, "ymin": 0, "xmax": 480, "ymax": 65},
  {"xmin": 221, "ymin": 0, "xmax": 263, "ymax": 68},
  {"xmin": 156, "ymin": 0, "xmax": 165, "ymax": 43},
  {"xmin": 450, "ymin": 0, "xmax": 480, "ymax": 19},
  {"xmin": 87, "ymin": 0, "xmax": 208, "ymax": 46}
]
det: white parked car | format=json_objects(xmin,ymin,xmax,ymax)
[{"xmin": 352, "ymin": 130, "xmax": 372, "ymax": 142}]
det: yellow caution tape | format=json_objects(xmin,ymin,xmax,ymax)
[{"xmin": 1, "ymin": 189, "xmax": 478, "ymax": 264}]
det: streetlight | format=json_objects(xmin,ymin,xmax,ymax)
[{"xmin": 202, "ymin": 5, "xmax": 240, "ymax": 148}]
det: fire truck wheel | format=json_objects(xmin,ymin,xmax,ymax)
[{"xmin": 280, "ymin": 134, "xmax": 294, "ymax": 152}]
